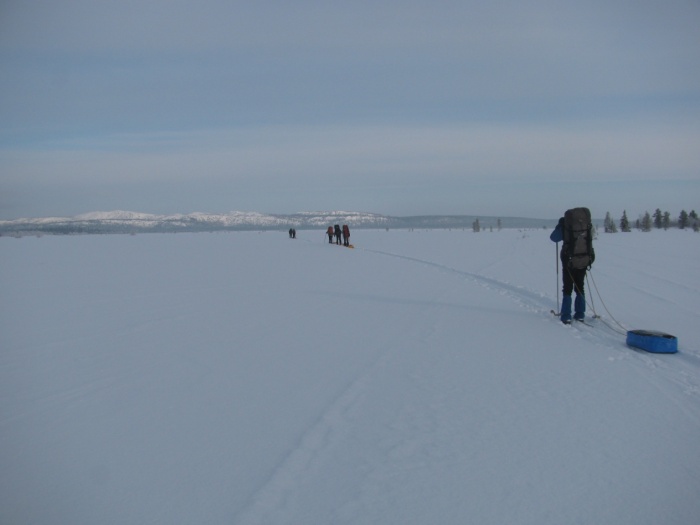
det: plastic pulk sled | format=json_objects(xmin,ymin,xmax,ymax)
[{"xmin": 626, "ymin": 330, "xmax": 678, "ymax": 354}]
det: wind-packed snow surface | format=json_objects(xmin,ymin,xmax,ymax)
[{"xmin": 2, "ymin": 229, "xmax": 699, "ymax": 524}]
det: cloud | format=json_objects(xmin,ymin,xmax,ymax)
[
  {"xmin": 4, "ymin": 115, "xmax": 698, "ymax": 188},
  {"xmin": 3, "ymin": 2, "xmax": 698, "ymax": 138}
]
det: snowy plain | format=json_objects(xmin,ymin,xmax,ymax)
[{"xmin": 1, "ymin": 227, "xmax": 699, "ymax": 524}]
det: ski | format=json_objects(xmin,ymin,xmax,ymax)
[{"xmin": 551, "ymin": 309, "xmax": 598, "ymax": 327}]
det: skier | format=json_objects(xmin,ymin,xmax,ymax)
[
  {"xmin": 342, "ymin": 224, "xmax": 350, "ymax": 246},
  {"xmin": 550, "ymin": 208, "xmax": 595, "ymax": 324},
  {"xmin": 334, "ymin": 224, "xmax": 342, "ymax": 245},
  {"xmin": 326, "ymin": 226, "xmax": 334, "ymax": 243}
]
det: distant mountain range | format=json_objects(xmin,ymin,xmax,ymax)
[{"xmin": 0, "ymin": 210, "xmax": 555, "ymax": 236}]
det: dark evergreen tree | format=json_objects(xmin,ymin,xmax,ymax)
[
  {"xmin": 679, "ymin": 210, "xmax": 689, "ymax": 229},
  {"xmin": 604, "ymin": 212, "xmax": 616, "ymax": 233},
  {"xmin": 663, "ymin": 211, "xmax": 671, "ymax": 230},
  {"xmin": 620, "ymin": 210, "xmax": 631, "ymax": 232},
  {"xmin": 641, "ymin": 212, "xmax": 652, "ymax": 232},
  {"xmin": 653, "ymin": 208, "xmax": 663, "ymax": 229}
]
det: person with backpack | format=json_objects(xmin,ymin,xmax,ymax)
[
  {"xmin": 334, "ymin": 224, "xmax": 342, "ymax": 245},
  {"xmin": 342, "ymin": 224, "xmax": 350, "ymax": 246},
  {"xmin": 550, "ymin": 207, "xmax": 595, "ymax": 324},
  {"xmin": 326, "ymin": 226, "xmax": 334, "ymax": 243}
]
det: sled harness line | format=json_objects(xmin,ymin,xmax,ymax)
[
  {"xmin": 580, "ymin": 267, "xmax": 628, "ymax": 336},
  {"xmin": 586, "ymin": 269, "xmax": 679, "ymax": 353},
  {"xmin": 555, "ymin": 262, "xmax": 628, "ymax": 336}
]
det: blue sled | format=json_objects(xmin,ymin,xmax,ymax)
[{"xmin": 626, "ymin": 330, "xmax": 678, "ymax": 354}]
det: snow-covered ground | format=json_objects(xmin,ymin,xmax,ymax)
[{"xmin": 1, "ymin": 228, "xmax": 699, "ymax": 524}]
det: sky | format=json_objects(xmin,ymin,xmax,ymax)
[{"xmin": 1, "ymin": 0, "xmax": 699, "ymax": 220}]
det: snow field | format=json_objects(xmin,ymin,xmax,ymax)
[{"xmin": 1, "ymin": 228, "xmax": 699, "ymax": 524}]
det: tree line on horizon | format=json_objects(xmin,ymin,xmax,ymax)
[{"xmin": 603, "ymin": 209, "xmax": 699, "ymax": 233}]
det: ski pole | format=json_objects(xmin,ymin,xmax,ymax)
[{"xmin": 555, "ymin": 242, "xmax": 560, "ymax": 314}]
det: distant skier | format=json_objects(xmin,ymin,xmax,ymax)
[
  {"xmin": 550, "ymin": 208, "xmax": 595, "ymax": 324},
  {"xmin": 288, "ymin": 228, "xmax": 294, "ymax": 239},
  {"xmin": 342, "ymin": 224, "xmax": 350, "ymax": 246},
  {"xmin": 327, "ymin": 226, "xmax": 334, "ymax": 243},
  {"xmin": 334, "ymin": 224, "xmax": 342, "ymax": 245}
]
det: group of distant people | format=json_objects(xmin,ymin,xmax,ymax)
[
  {"xmin": 287, "ymin": 224, "xmax": 351, "ymax": 246},
  {"xmin": 326, "ymin": 224, "xmax": 350, "ymax": 246}
]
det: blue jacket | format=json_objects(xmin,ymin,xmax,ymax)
[{"xmin": 550, "ymin": 217, "xmax": 564, "ymax": 243}]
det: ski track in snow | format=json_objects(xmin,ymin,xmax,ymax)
[
  {"xmin": 365, "ymin": 247, "xmax": 554, "ymax": 313},
  {"xmin": 234, "ymin": 242, "xmax": 700, "ymax": 524},
  {"xmin": 234, "ymin": 291, "xmax": 419, "ymax": 525},
  {"xmin": 235, "ymin": 359, "xmax": 373, "ymax": 524}
]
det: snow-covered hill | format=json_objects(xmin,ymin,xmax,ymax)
[
  {"xmin": 0, "ymin": 210, "xmax": 552, "ymax": 235},
  {"xmin": 1, "ymin": 228, "xmax": 698, "ymax": 524}
]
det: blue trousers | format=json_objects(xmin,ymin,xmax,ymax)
[{"xmin": 561, "ymin": 267, "xmax": 586, "ymax": 322}]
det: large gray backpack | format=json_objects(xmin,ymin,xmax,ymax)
[{"xmin": 563, "ymin": 207, "xmax": 594, "ymax": 269}]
